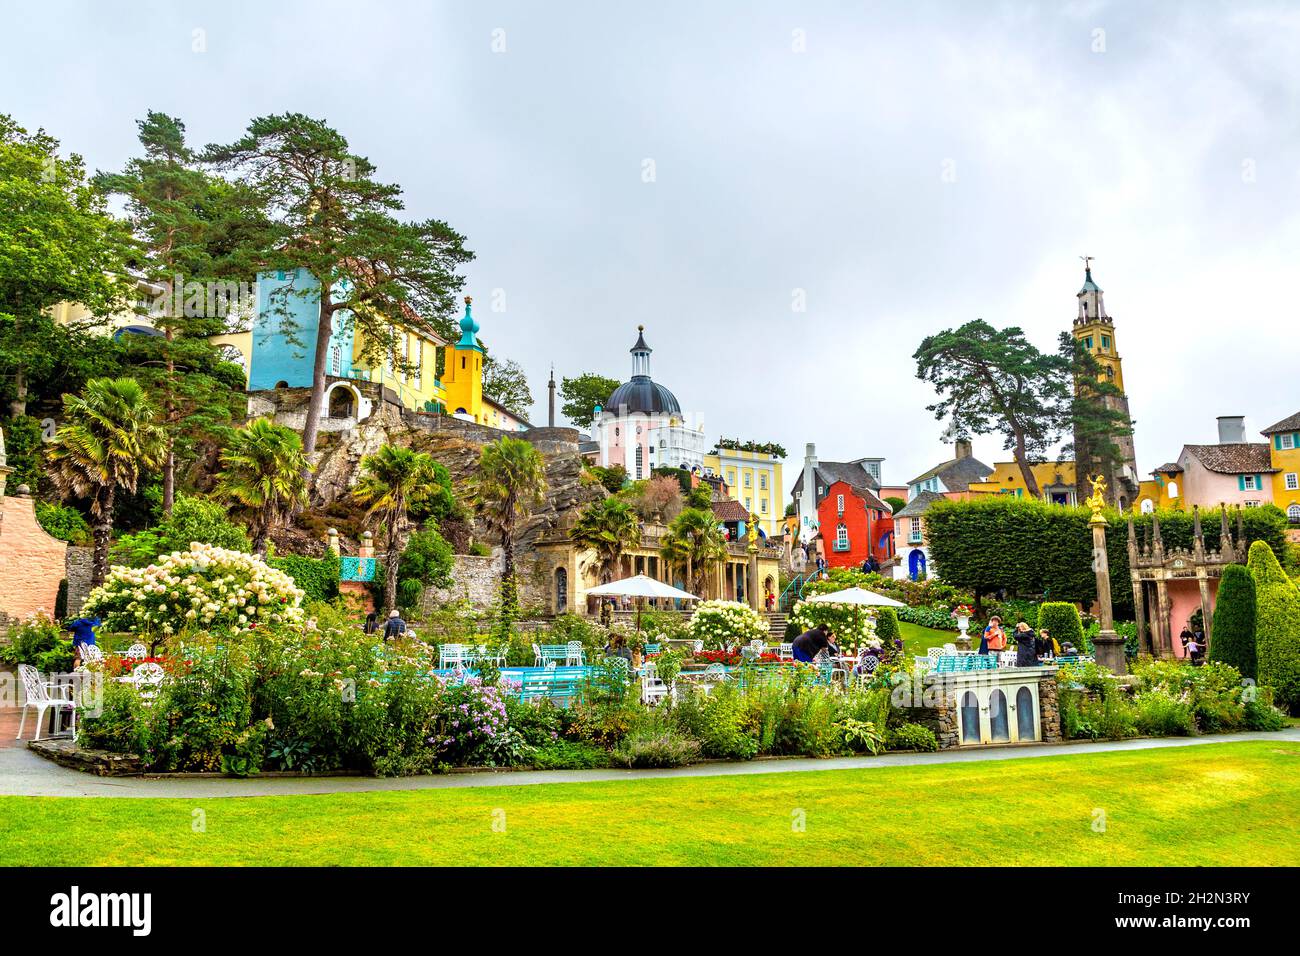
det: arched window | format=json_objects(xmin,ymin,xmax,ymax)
[
  {"xmin": 835, "ymin": 522, "xmax": 848, "ymax": 550},
  {"xmin": 329, "ymin": 344, "xmax": 341, "ymax": 376},
  {"xmin": 1288, "ymin": 504, "xmax": 1300, "ymax": 523},
  {"xmin": 1140, "ymin": 498, "xmax": 1154, "ymax": 514},
  {"xmin": 1017, "ymin": 686, "xmax": 1037, "ymax": 741},
  {"xmin": 960, "ymin": 691, "xmax": 980, "ymax": 744},
  {"xmin": 635, "ymin": 445, "xmax": 643, "ymax": 479},
  {"xmin": 1167, "ymin": 481, "xmax": 1178, "ymax": 499}
]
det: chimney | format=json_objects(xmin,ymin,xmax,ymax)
[
  {"xmin": 1216, "ymin": 416, "xmax": 1246, "ymax": 444},
  {"xmin": 954, "ymin": 438, "xmax": 973, "ymax": 460}
]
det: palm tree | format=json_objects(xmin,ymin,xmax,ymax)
[
  {"xmin": 661, "ymin": 506, "xmax": 727, "ymax": 597},
  {"xmin": 471, "ymin": 435, "xmax": 547, "ymax": 613},
  {"xmin": 352, "ymin": 444, "xmax": 439, "ymax": 612},
  {"xmin": 46, "ymin": 377, "xmax": 166, "ymax": 586},
  {"xmin": 569, "ymin": 496, "xmax": 642, "ymax": 583},
  {"xmin": 213, "ymin": 417, "xmax": 309, "ymax": 559}
]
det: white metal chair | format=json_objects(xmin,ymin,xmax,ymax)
[
  {"xmin": 640, "ymin": 664, "xmax": 669, "ymax": 705},
  {"xmin": 778, "ymin": 642, "xmax": 794, "ymax": 661},
  {"xmin": 440, "ymin": 644, "xmax": 468, "ymax": 668},
  {"xmin": 77, "ymin": 643, "xmax": 105, "ymax": 667},
  {"xmin": 123, "ymin": 643, "xmax": 148, "ymax": 660},
  {"xmin": 16, "ymin": 664, "xmax": 76, "ymax": 740},
  {"xmin": 941, "ymin": 643, "xmax": 957, "ymax": 655},
  {"xmin": 565, "ymin": 641, "xmax": 585, "ymax": 666},
  {"xmin": 927, "ymin": 646, "xmax": 946, "ymax": 662},
  {"xmin": 532, "ymin": 642, "xmax": 543, "ymax": 667},
  {"xmin": 129, "ymin": 662, "xmax": 166, "ymax": 704}
]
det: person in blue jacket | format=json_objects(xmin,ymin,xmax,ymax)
[{"xmin": 63, "ymin": 616, "xmax": 101, "ymax": 667}]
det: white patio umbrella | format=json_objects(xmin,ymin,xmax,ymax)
[
  {"xmin": 803, "ymin": 587, "xmax": 905, "ymax": 608},
  {"xmin": 585, "ymin": 574, "xmax": 700, "ymax": 633}
]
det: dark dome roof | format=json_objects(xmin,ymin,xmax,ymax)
[{"xmin": 605, "ymin": 376, "xmax": 681, "ymax": 415}]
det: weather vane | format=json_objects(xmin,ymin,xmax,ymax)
[{"xmin": 1080, "ymin": 254, "xmax": 1094, "ymax": 271}]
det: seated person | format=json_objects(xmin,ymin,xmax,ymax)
[
  {"xmin": 791, "ymin": 624, "xmax": 839, "ymax": 664},
  {"xmin": 1036, "ymin": 628, "xmax": 1059, "ymax": 660},
  {"xmin": 603, "ymin": 635, "xmax": 633, "ymax": 664}
]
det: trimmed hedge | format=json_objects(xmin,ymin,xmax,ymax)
[
  {"xmin": 925, "ymin": 497, "xmax": 1289, "ymax": 614},
  {"xmin": 875, "ymin": 607, "xmax": 901, "ymax": 646},
  {"xmin": 1038, "ymin": 602, "xmax": 1084, "ymax": 652},
  {"xmin": 1247, "ymin": 541, "xmax": 1300, "ymax": 712},
  {"xmin": 268, "ymin": 552, "xmax": 341, "ymax": 604},
  {"xmin": 1207, "ymin": 564, "xmax": 1256, "ymax": 679}
]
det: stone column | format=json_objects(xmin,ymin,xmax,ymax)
[
  {"xmin": 1153, "ymin": 577, "xmax": 1171, "ymax": 659},
  {"xmin": 1197, "ymin": 572, "xmax": 1213, "ymax": 654},
  {"xmin": 1132, "ymin": 576, "xmax": 1150, "ymax": 656},
  {"xmin": 1090, "ymin": 514, "xmax": 1126, "ymax": 675}
]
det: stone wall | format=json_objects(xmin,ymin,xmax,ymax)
[
  {"xmin": 419, "ymin": 553, "xmax": 549, "ymax": 616},
  {"xmin": 64, "ymin": 546, "xmax": 94, "ymax": 616},
  {"xmin": 0, "ymin": 490, "xmax": 67, "ymax": 623},
  {"xmin": 1038, "ymin": 675, "xmax": 1062, "ymax": 743}
]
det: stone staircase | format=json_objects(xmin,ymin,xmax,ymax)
[{"xmin": 765, "ymin": 612, "xmax": 789, "ymax": 641}]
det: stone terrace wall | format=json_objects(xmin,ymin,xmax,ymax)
[
  {"xmin": 64, "ymin": 546, "xmax": 94, "ymax": 616},
  {"xmin": 419, "ymin": 553, "xmax": 549, "ymax": 617}
]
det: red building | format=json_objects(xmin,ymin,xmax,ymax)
[{"xmin": 815, "ymin": 479, "xmax": 895, "ymax": 568}]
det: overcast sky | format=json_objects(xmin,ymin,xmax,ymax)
[{"xmin": 6, "ymin": 0, "xmax": 1299, "ymax": 500}]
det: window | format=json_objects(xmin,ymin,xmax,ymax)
[
  {"xmin": 1101, "ymin": 335, "xmax": 1110, "ymax": 351},
  {"xmin": 744, "ymin": 473, "xmax": 751, "ymax": 488},
  {"xmin": 1287, "ymin": 473, "xmax": 1299, "ymax": 491},
  {"xmin": 1245, "ymin": 500, "xmax": 1261, "ymax": 508},
  {"xmin": 1242, "ymin": 475, "xmax": 1258, "ymax": 491},
  {"xmin": 1140, "ymin": 498, "xmax": 1154, "ymax": 514},
  {"xmin": 1167, "ymin": 481, "xmax": 1178, "ymax": 499},
  {"xmin": 412, "ymin": 339, "xmax": 422, "ymax": 389},
  {"xmin": 635, "ymin": 445, "xmax": 643, "ymax": 480},
  {"xmin": 1084, "ymin": 336, "xmax": 1093, "ymax": 350},
  {"xmin": 1288, "ymin": 504, "xmax": 1300, "ymax": 523},
  {"xmin": 1282, "ymin": 434, "xmax": 1296, "ymax": 450},
  {"xmin": 835, "ymin": 523, "xmax": 849, "ymax": 551},
  {"xmin": 745, "ymin": 497, "xmax": 751, "ymax": 510},
  {"xmin": 909, "ymin": 522, "xmax": 922, "ymax": 543},
  {"xmin": 759, "ymin": 474, "xmax": 767, "ymax": 490},
  {"xmin": 761, "ymin": 498, "xmax": 768, "ymax": 514},
  {"xmin": 836, "ymin": 494, "xmax": 845, "ymax": 514},
  {"xmin": 329, "ymin": 344, "xmax": 341, "ymax": 376},
  {"xmin": 728, "ymin": 470, "xmax": 736, "ymax": 486}
]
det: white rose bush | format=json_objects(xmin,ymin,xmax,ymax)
[
  {"xmin": 687, "ymin": 600, "xmax": 767, "ymax": 648},
  {"xmin": 790, "ymin": 599, "xmax": 879, "ymax": 649},
  {"xmin": 84, "ymin": 543, "xmax": 306, "ymax": 637}
]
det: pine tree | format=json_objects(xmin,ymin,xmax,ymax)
[{"xmin": 1207, "ymin": 563, "xmax": 1257, "ymax": 679}]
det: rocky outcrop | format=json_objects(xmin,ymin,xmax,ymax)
[{"xmin": 302, "ymin": 397, "xmax": 600, "ymax": 561}]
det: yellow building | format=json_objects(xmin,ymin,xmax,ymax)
[
  {"xmin": 967, "ymin": 460, "xmax": 1078, "ymax": 505},
  {"xmin": 48, "ymin": 278, "xmax": 166, "ymax": 336},
  {"xmin": 1263, "ymin": 411, "xmax": 1300, "ymax": 525},
  {"xmin": 1135, "ymin": 463, "xmax": 1186, "ymax": 513},
  {"xmin": 702, "ymin": 447, "xmax": 784, "ymax": 537}
]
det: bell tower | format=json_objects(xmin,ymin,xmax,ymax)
[
  {"xmin": 1071, "ymin": 258, "xmax": 1139, "ymax": 509},
  {"xmin": 442, "ymin": 296, "xmax": 484, "ymax": 422}
]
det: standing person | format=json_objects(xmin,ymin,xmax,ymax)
[
  {"xmin": 1014, "ymin": 621, "xmax": 1038, "ymax": 666},
  {"xmin": 979, "ymin": 615, "xmax": 1006, "ymax": 656},
  {"xmin": 363, "ymin": 611, "xmax": 379, "ymax": 636},
  {"xmin": 1178, "ymin": 627, "xmax": 1193, "ymax": 660},
  {"xmin": 791, "ymin": 623, "xmax": 839, "ymax": 664},
  {"xmin": 599, "ymin": 598, "xmax": 613, "ymax": 628},
  {"xmin": 63, "ymin": 616, "xmax": 101, "ymax": 668},
  {"xmin": 383, "ymin": 609, "xmax": 407, "ymax": 641}
]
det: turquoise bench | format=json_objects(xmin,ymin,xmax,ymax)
[
  {"xmin": 517, "ymin": 666, "xmax": 590, "ymax": 705},
  {"xmin": 933, "ymin": 654, "xmax": 1000, "ymax": 673}
]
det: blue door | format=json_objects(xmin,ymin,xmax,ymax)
[{"xmin": 908, "ymin": 549, "xmax": 927, "ymax": 580}]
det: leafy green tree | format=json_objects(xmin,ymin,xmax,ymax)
[
  {"xmin": 35, "ymin": 501, "xmax": 91, "ymax": 545},
  {"xmin": 875, "ymin": 607, "xmax": 901, "ymax": 646},
  {"xmin": 1207, "ymin": 563, "xmax": 1257, "ymax": 679},
  {"xmin": 588, "ymin": 464, "xmax": 627, "ymax": 494},
  {"xmin": 95, "ymin": 111, "xmax": 267, "ymax": 513},
  {"xmin": 45, "ymin": 377, "xmax": 166, "ymax": 585},
  {"xmin": 569, "ymin": 497, "xmax": 642, "ymax": 583},
  {"xmin": 397, "ymin": 523, "xmax": 456, "ymax": 611},
  {"xmin": 481, "ymin": 353, "xmax": 533, "ymax": 418},
  {"xmin": 0, "ymin": 113, "xmax": 134, "ymax": 417},
  {"xmin": 559, "ymin": 372, "xmax": 621, "ymax": 428},
  {"xmin": 471, "ymin": 436, "xmax": 547, "ymax": 615},
  {"xmin": 111, "ymin": 495, "xmax": 251, "ymax": 566},
  {"xmin": 885, "ymin": 496, "xmax": 906, "ymax": 515},
  {"xmin": 213, "ymin": 417, "xmax": 309, "ymax": 558},
  {"xmin": 352, "ymin": 444, "xmax": 442, "ymax": 612},
  {"xmin": 205, "ymin": 113, "xmax": 473, "ymax": 456},
  {"xmin": 662, "ymin": 506, "xmax": 727, "ymax": 597},
  {"xmin": 913, "ymin": 320, "xmax": 1069, "ymax": 497},
  {"xmin": 1247, "ymin": 540, "xmax": 1300, "ymax": 712}
]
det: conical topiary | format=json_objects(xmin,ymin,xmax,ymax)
[
  {"xmin": 1207, "ymin": 563, "xmax": 1256, "ymax": 679},
  {"xmin": 1246, "ymin": 540, "xmax": 1300, "ymax": 712}
]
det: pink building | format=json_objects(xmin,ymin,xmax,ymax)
[{"xmin": 1175, "ymin": 416, "xmax": 1276, "ymax": 510}]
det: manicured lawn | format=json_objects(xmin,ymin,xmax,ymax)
[
  {"xmin": 898, "ymin": 620, "xmax": 958, "ymax": 656},
  {"xmin": 2, "ymin": 742, "xmax": 1297, "ymax": 866}
]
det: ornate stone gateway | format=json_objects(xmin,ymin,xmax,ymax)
[{"xmin": 1126, "ymin": 506, "xmax": 1244, "ymax": 659}]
